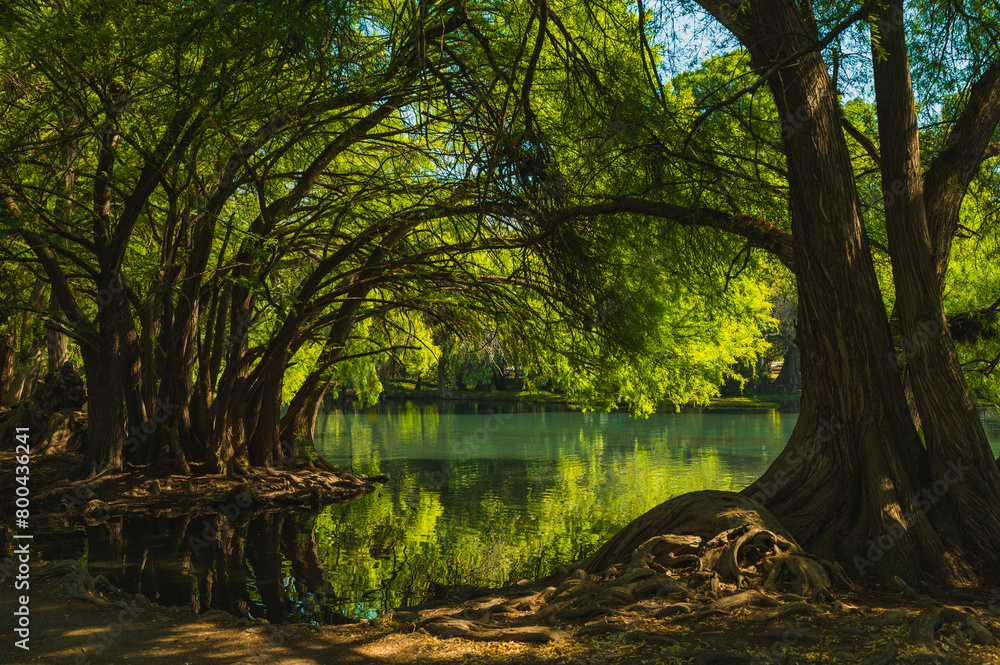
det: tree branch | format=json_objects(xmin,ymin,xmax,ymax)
[
  {"xmin": 547, "ymin": 198, "xmax": 796, "ymax": 272},
  {"xmin": 924, "ymin": 57, "xmax": 1000, "ymax": 287},
  {"xmin": 841, "ymin": 116, "xmax": 882, "ymax": 167}
]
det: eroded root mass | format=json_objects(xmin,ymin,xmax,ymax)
[{"xmin": 578, "ymin": 489, "xmax": 844, "ymax": 598}]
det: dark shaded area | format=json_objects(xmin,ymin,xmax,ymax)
[{"xmin": 39, "ymin": 511, "xmax": 360, "ymax": 624}]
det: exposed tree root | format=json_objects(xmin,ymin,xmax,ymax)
[
  {"xmin": 863, "ymin": 642, "xmax": 899, "ymax": 665},
  {"xmin": 577, "ymin": 490, "xmax": 840, "ymax": 602},
  {"xmin": 939, "ymin": 606, "xmax": 997, "ymax": 645},
  {"xmin": 420, "ymin": 617, "xmax": 569, "ymax": 642},
  {"xmin": 12, "ymin": 451, "xmax": 384, "ymax": 517},
  {"xmin": 697, "ymin": 589, "xmax": 778, "ymax": 619},
  {"xmin": 750, "ymin": 601, "xmax": 822, "ymax": 622},
  {"xmin": 910, "ymin": 610, "xmax": 942, "ymax": 649},
  {"xmin": 35, "ymin": 559, "xmax": 149, "ymax": 611}
]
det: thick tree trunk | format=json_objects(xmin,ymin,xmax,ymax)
[
  {"xmin": 45, "ymin": 290, "xmax": 68, "ymax": 373},
  {"xmin": 870, "ymin": 0, "xmax": 1000, "ymax": 573},
  {"xmin": 246, "ymin": 350, "xmax": 289, "ymax": 467},
  {"xmin": 79, "ymin": 318, "xmax": 126, "ymax": 475},
  {"xmin": 280, "ymin": 372, "xmax": 332, "ymax": 448},
  {"xmin": 207, "ymin": 291, "xmax": 254, "ymax": 475},
  {"xmin": 697, "ymin": 0, "xmax": 978, "ymax": 584}
]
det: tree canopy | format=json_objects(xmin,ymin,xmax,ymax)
[
  {"xmin": 5, "ymin": 0, "xmax": 1000, "ymax": 584},
  {"xmin": 0, "ymin": 0, "xmax": 774, "ymax": 478}
]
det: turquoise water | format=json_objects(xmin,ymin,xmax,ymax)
[
  {"xmin": 309, "ymin": 402, "xmax": 1000, "ymax": 618},
  {"xmin": 310, "ymin": 404, "xmax": 790, "ymax": 617}
]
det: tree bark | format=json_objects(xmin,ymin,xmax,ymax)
[
  {"xmin": 696, "ymin": 0, "xmax": 983, "ymax": 584},
  {"xmin": 0, "ymin": 300, "xmax": 14, "ymax": 406},
  {"xmin": 79, "ymin": 313, "xmax": 126, "ymax": 475},
  {"xmin": 45, "ymin": 289, "xmax": 68, "ymax": 373},
  {"xmin": 869, "ymin": 0, "xmax": 1000, "ymax": 572},
  {"xmin": 772, "ymin": 343, "xmax": 800, "ymax": 392},
  {"xmin": 207, "ymin": 287, "xmax": 254, "ymax": 475}
]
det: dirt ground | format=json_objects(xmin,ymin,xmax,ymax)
[{"xmin": 3, "ymin": 563, "xmax": 1000, "ymax": 665}]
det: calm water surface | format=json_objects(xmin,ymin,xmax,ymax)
[
  {"xmin": 309, "ymin": 402, "xmax": 1000, "ymax": 618},
  {"xmin": 56, "ymin": 402, "xmax": 1000, "ymax": 622}
]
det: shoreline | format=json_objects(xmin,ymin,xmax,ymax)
[{"xmin": 352, "ymin": 387, "xmax": 803, "ymax": 412}]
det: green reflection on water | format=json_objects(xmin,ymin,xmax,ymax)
[{"xmin": 312, "ymin": 402, "xmax": 798, "ymax": 618}]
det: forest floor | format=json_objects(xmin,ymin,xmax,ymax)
[{"xmin": 3, "ymin": 557, "xmax": 999, "ymax": 665}]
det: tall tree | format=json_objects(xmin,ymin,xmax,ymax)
[{"xmin": 531, "ymin": 0, "xmax": 1000, "ymax": 582}]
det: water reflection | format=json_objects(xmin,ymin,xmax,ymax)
[
  {"xmin": 73, "ymin": 512, "xmax": 357, "ymax": 624},
  {"xmin": 312, "ymin": 403, "xmax": 800, "ymax": 618}
]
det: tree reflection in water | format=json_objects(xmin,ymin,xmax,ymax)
[{"xmin": 83, "ymin": 511, "xmax": 359, "ymax": 624}]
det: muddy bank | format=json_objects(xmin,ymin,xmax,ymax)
[{"xmin": 0, "ymin": 449, "xmax": 382, "ymax": 520}]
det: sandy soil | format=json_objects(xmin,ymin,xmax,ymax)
[{"xmin": 4, "ymin": 563, "xmax": 1000, "ymax": 665}]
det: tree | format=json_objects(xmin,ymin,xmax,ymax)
[
  {"xmin": 1, "ymin": 0, "xmax": 542, "ymax": 475},
  {"xmin": 526, "ymin": 0, "xmax": 1000, "ymax": 583},
  {"xmin": 0, "ymin": 0, "xmax": 773, "ymax": 483}
]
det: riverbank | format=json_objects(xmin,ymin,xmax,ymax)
[
  {"xmin": 0, "ymin": 449, "xmax": 381, "ymax": 558},
  {"xmin": 4, "ymin": 557, "xmax": 998, "ymax": 665}
]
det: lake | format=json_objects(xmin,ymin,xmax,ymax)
[
  {"xmin": 309, "ymin": 402, "xmax": 797, "ymax": 619},
  {"xmin": 54, "ymin": 401, "xmax": 1000, "ymax": 623}
]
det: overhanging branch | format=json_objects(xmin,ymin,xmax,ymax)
[{"xmin": 547, "ymin": 198, "xmax": 796, "ymax": 273}]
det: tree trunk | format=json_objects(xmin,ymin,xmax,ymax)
[
  {"xmin": 207, "ymin": 290, "xmax": 254, "ymax": 475},
  {"xmin": 47, "ymin": 130, "xmax": 75, "ymax": 375},
  {"xmin": 245, "ymin": 349, "xmax": 289, "ymax": 468},
  {"xmin": 45, "ymin": 289, "xmax": 68, "ymax": 373},
  {"xmin": 280, "ymin": 373, "xmax": 332, "ymax": 448},
  {"xmin": 438, "ymin": 356, "xmax": 449, "ymax": 397},
  {"xmin": 696, "ymin": 0, "xmax": 983, "ymax": 584},
  {"xmin": 79, "ymin": 316, "xmax": 126, "ymax": 474},
  {"xmin": 772, "ymin": 343, "xmax": 800, "ymax": 392},
  {"xmin": 0, "ymin": 302, "xmax": 14, "ymax": 406},
  {"xmin": 869, "ymin": 0, "xmax": 1000, "ymax": 573}
]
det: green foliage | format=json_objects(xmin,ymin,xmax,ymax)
[{"xmin": 0, "ymin": 0, "xmax": 793, "ymax": 454}]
